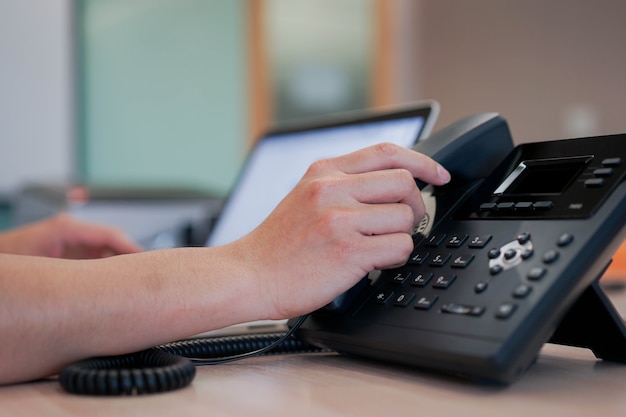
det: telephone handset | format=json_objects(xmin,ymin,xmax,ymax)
[{"xmin": 291, "ymin": 113, "xmax": 626, "ymax": 384}]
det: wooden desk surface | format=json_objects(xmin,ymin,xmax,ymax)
[{"xmin": 2, "ymin": 287, "xmax": 626, "ymax": 417}]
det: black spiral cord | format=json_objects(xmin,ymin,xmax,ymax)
[{"xmin": 59, "ymin": 315, "xmax": 324, "ymax": 396}]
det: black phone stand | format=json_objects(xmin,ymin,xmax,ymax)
[{"xmin": 549, "ymin": 279, "xmax": 626, "ymax": 363}]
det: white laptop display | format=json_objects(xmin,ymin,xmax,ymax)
[{"xmin": 200, "ymin": 101, "xmax": 440, "ymax": 336}]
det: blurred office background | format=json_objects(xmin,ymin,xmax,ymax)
[{"xmin": 1, "ymin": 0, "xmax": 626, "ymax": 231}]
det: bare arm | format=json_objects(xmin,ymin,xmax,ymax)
[
  {"xmin": 0, "ymin": 213, "xmax": 142, "ymax": 258},
  {"xmin": 0, "ymin": 143, "xmax": 450, "ymax": 385}
]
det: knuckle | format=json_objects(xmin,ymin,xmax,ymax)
[
  {"xmin": 372, "ymin": 142, "xmax": 400, "ymax": 158},
  {"xmin": 306, "ymin": 176, "xmax": 341, "ymax": 203},
  {"xmin": 400, "ymin": 204, "xmax": 415, "ymax": 231},
  {"xmin": 393, "ymin": 234, "xmax": 414, "ymax": 262},
  {"xmin": 397, "ymin": 169, "xmax": 417, "ymax": 191},
  {"xmin": 306, "ymin": 158, "xmax": 332, "ymax": 176}
]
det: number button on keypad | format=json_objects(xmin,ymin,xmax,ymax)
[
  {"xmin": 432, "ymin": 274, "xmax": 457, "ymax": 289},
  {"xmin": 410, "ymin": 272, "xmax": 433, "ymax": 287},
  {"xmin": 429, "ymin": 253, "xmax": 451, "ymax": 267}
]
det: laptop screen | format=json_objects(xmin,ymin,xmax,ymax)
[{"xmin": 206, "ymin": 103, "xmax": 439, "ymax": 247}]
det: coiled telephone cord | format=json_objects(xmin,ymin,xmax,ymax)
[{"xmin": 59, "ymin": 315, "xmax": 322, "ymax": 396}]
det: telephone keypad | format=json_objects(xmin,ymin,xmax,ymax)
[{"xmin": 366, "ymin": 229, "xmax": 575, "ymax": 334}]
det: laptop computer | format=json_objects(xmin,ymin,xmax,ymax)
[{"xmin": 199, "ymin": 101, "xmax": 440, "ymax": 336}]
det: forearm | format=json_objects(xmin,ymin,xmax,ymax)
[{"xmin": 0, "ymin": 246, "xmax": 264, "ymax": 385}]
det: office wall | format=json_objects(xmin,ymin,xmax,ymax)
[
  {"xmin": 0, "ymin": 0, "xmax": 74, "ymax": 196},
  {"xmin": 263, "ymin": 0, "xmax": 374, "ymax": 123},
  {"xmin": 78, "ymin": 0, "xmax": 248, "ymax": 195},
  {"xmin": 405, "ymin": 0, "xmax": 626, "ymax": 143}
]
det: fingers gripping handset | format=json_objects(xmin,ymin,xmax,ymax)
[
  {"xmin": 323, "ymin": 114, "xmax": 515, "ymax": 313},
  {"xmin": 412, "ymin": 113, "xmax": 514, "ymax": 236}
]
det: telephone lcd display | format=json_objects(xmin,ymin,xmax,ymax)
[{"xmin": 498, "ymin": 156, "xmax": 591, "ymax": 196}]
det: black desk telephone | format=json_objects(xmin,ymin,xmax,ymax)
[
  {"xmin": 60, "ymin": 113, "xmax": 626, "ymax": 395},
  {"xmin": 290, "ymin": 113, "xmax": 626, "ymax": 384}
]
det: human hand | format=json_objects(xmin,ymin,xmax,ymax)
[
  {"xmin": 0, "ymin": 214, "xmax": 142, "ymax": 259},
  {"xmin": 234, "ymin": 143, "xmax": 451, "ymax": 319}
]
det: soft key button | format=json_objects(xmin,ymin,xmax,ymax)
[
  {"xmin": 593, "ymin": 167, "xmax": 614, "ymax": 177},
  {"xmin": 515, "ymin": 202, "xmax": 533, "ymax": 210},
  {"xmin": 533, "ymin": 201, "xmax": 553, "ymax": 210},
  {"xmin": 585, "ymin": 178, "xmax": 604, "ymax": 188},
  {"xmin": 602, "ymin": 157, "xmax": 622, "ymax": 167}
]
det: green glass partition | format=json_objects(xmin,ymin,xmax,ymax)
[{"xmin": 77, "ymin": 0, "xmax": 248, "ymax": 195}]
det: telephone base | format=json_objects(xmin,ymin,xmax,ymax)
[{"xmin": 549, "ymin": 279, "xmax": 626, "ymax": 363}]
